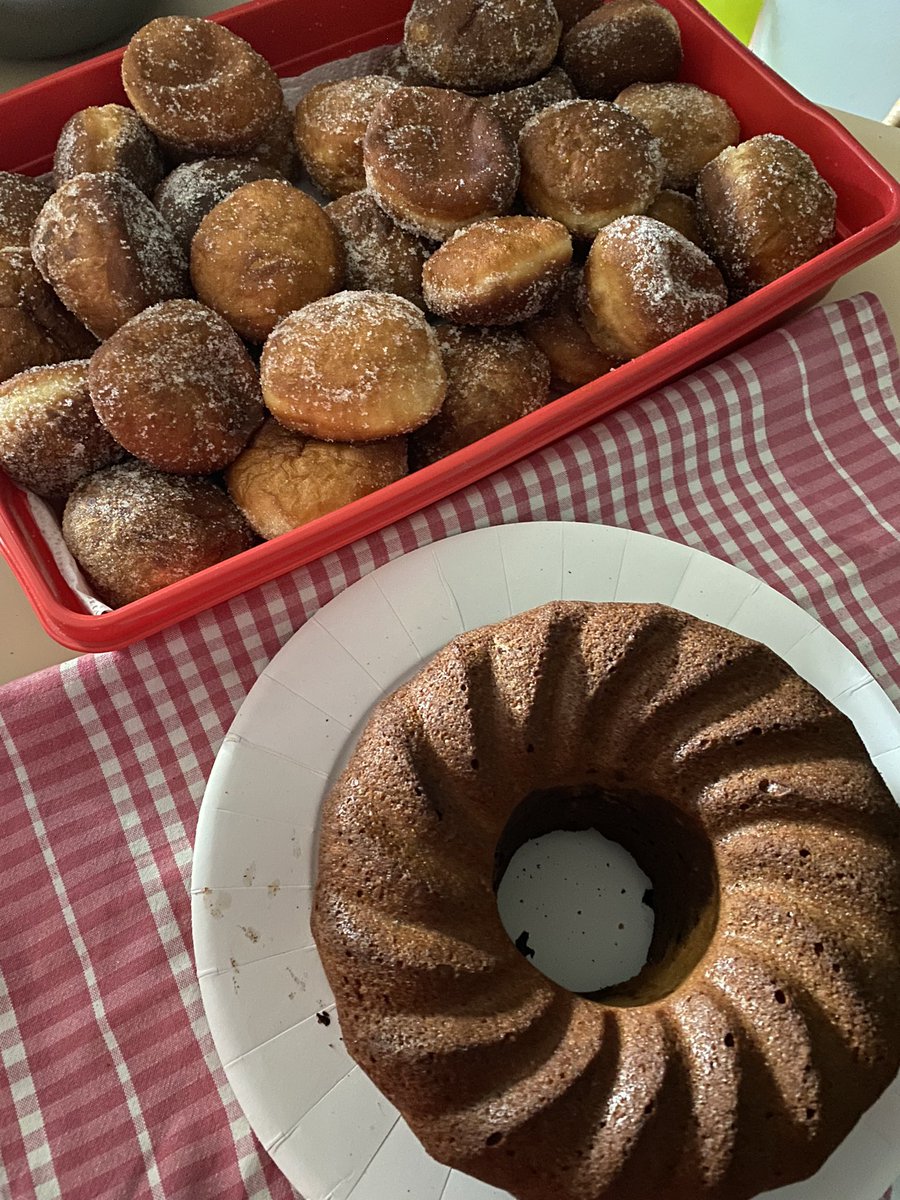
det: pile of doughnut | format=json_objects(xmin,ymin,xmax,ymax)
[{"xmin": 0, "ymin": 0, "xmax": 837, "ymax": 608}]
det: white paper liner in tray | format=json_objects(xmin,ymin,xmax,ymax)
[{"xmin": 191, "ymin": 522, "xmax": 900, "ymax": 1200}]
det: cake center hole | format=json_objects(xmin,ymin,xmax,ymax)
[
  {"xmin": 493, "ymin": 784, "xmax": 718, "ymax": 1005},
  {"xmin": 496, "ymin": 829, "xmax": 655, "ymax": 995}
]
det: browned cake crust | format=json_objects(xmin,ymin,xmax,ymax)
[
  {"xmin": 697, "ymin": 134, "xmax": 837, "ymax": 298},
  {"xmin": 312, "ymin": 600, "xmax": 900, "ymax": 1200},
  {"xmin": 30, "ymin": 172, "xmax": 189, "ymax": 340},
  {"xmin": 364, "ymin": 87, "xmax": 520, "ymax": 242}
]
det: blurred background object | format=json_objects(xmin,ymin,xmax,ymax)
[
  {"xmin": 700, "ymin": 0, "xmax": 764, "ymax": 44},
  {"xmin": 0, "ymin": 0, "xmax": 154, "ymax": 59}
]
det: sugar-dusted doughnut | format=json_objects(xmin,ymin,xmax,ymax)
[
  {"xmin": 519, "ymin": 100, "xmax": 664, "ymax": 238},
  {"xmin": 30, "ymin": 172, "xmax": 189, "ymax": 340},
  {"xmin": 551, "ymin": 0, "xmax": 604, "ymax": 31},
  {"xmin": 378, "ymin": 44, "xmax": 436, "ymax": 87},
  {"xmin": 0, "ymin": 172, "xmax": 54, "ymax": 249},
  {"xmin": 646, "ymin": 188, "xmax": 705, "ymax": 247},
  {"xmin": 53, "ymin": 104, "xmax": 164, "ymax": 195},
  {"xmin": 245, "ymin": 103, "xmax": 302, "ymax": 181},
  {"xmin": 121, "ymin": 16, "xmax": 284, "ymax": 155},
  {"xmin": 0, "ymin": 247, "xmax": 97, "ymax": 384},
  {"xmin": 153, "ymin": 157, "xmax": 283, "ymax": 253},
  {"xmin": 524, "ymin": 265, "xmax": 620, "ymax": 386},
  {"xmin": 88, "ymin": 300, "xmax": 264, "ymax": 474},
  {"xmin": 364, "ymin": 87, "xmax": 519, "ymax": 241},
  {"xmin": 422, "ymin": 215, "xmax": 572, "ymax": 324},
  {"xmin": 561, "ymin": 0, "xmax": 682, "ymax": 99},
  {"xmin": 294, "ymin": 76, "xmax": 401, "ymax": 199},
  {"xmin": 191, "ymin": 179, "xmax": 344, "ymax": 342},
  {"xmin": 62, "ymin": 461, "xmax": 255, "ymax": 608},
  {"xmin": 481, "ymin": 67, "xmax": 577, "ymax": 141},
  {"xmin": 325, "ymin": 190, "xmax": 429, "ymax": 308},
  {"xmin": 697, "ymin": 134, "xmax": 837, "ymax": 298},
  {"xmin": 226, "ymin": 417, "xmax": 408, "ymax": 539},
  {"xmin": 404, "ymin": 0, "xmax": 561, "ymax": 92},
  {"xmin": 615, "ymin": 82, "xmax": 740, "ymax": 190},
  {"xmin": 582, "ymin": 214, "xmax": 727, "ymax": 359},
  {"xmin": 260, "ymin": 291, "xmax": 446, "ymax": 442},
  {"xmin": 409, "ymin": 325, "xmax": 550, "ymax": 467},
  {"xmin": 0, "ymin": 361, "xmax": 123, "ymax": 498}
]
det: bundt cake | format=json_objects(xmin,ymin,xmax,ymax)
[{"xmin": 311, "ymin": 600, "xmax": 900, "ymax": 1200}]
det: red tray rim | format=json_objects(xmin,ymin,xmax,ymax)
[{"xmin": 1, "ymin": 0, "xmax": 899, "ymax": 653}]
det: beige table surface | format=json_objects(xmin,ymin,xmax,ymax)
[{"xmin": 1, "ymin": 15, "xmax": 898, "ymax": 685}]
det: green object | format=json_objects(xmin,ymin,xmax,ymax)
[{"xmin": 701, "ymin": 0, "xmax": 765, "ymax": 43}]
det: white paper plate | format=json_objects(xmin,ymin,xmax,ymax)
[{"xmin": 192, "ymin": 522, "xmax": 900, "ymax": 1200}]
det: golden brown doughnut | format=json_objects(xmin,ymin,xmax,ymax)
[
  {"xmin": 481, "ymin": 67, "xmax": 577, "ymax": 141},
  {"xmin": 244, "ymin": 103, "xmax": 302, "ymax": 181},
  {"xmin": 561, "ymin": 0, "xmax": 683, "ymax": 99},
  {"xmin": 0, "ymin": 172, "xmax": 54, "ymax": 249},
  {"xmin": 409, "ymin": 325, "xmax": 550, "ymax": 467},
  {"xmin": 524, "ymin": 265, "xmax": 620, "ymax": 386},
  {"xmin": 62, "ymin": 461, "xmax": 255, "ymax": 608},
  {"xmin": 121, "ymin": 16, "xmax": 284, "ymax": 156},
  {"xmin": 645, "ymin": 188, "xmax": 705, "ymax": 247},
  {"xmin": 404, "ymin": 0, "xmax": 561, "ymax": 92},
  {"xmin": 53, "ymin": 104, "xmax": 164, "ymax": 195},
  {"xmin": 30, "ymin": 172, "xmax": 189, "ymax": 340},
  {"xmin": 0, "ymin": 361, "xmax": 123, "ymax": 498},
  {"xmin": 697, "ymin": 134, "xmax": 837, "ymax": 298},
  {"xmin": 190, "ymin": 179, "xmax": 344, "ymax": 342},
  {"xmin": 0, "ymin": 247, "xmax": 97, "ymax": 384},
  {"xmin": 422, "ymin": 215, "xmax": 572, "ymax": 324},
  {"xmin": 293, "ymin": 76, "xmax": 401, "ymax": 199},
  {"xmin": 325, "ymin": 190, "xmax": 429, "ymax": 308},
  {"xmin": 88, "ymin": 300, "xmax": 264, "ymax": 474},
  {"xmin": 582, "ymin": 214, "xmax": 727, "ymax": 359},
  {"xmin": 615, "ymin": 82, "xmax": 740, "ymax": 190},
  {"xmin": 364, "ymin": 87, "xmax": 519, "ymax": 241},
  {"xmin": 260, "ymin": 291, "xmax": 446, "ymax": 442},
  {"xmin": 226, "ymin": 417, "xmax": 408, "ymax": 539},
  {"xmin": 519, "ymin": 100, "xmax": 664, "ymax": 238},
  {"xmin": 153, "ymin": 157, "xmax": 284, "ymax": 253}
]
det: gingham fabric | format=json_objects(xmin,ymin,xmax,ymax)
[{"xmin": 1, "ymin": 292, "xmax": 898, "ymax": 1200}]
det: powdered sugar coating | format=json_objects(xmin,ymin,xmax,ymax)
[
  {"xmin": 53, "ymin": 105, "xmax": 164, "ymax": 195},
  {"xmin": 410, "ymin": 324, "xmax": 550, "ymax": 466},
  {"xmin": 615, "ymin": 82, "xmax": 740, "ymax": 190},
  {"xmin": 294, "ymin": 76, "xmax": 402, "ymax": 198},
  {"xmin": 325, "ymin": 190, "xmax": 430, "ymax": 307},
  {"xmin": 30, "ymin": 172, "xmax": 189, "ymax": 340},
  {"xmin": 0, "ymin": 360, "xmax": 123, "ymax": 497},
  {"xmin": 88, "ymin": 299, "xmax": 264, "ymax": 474},
  {"xmin": 0, "ymin": 247, "xmax": 97, "ymax": 384},
  {"xmin": 404, "ymin": 0, "xmax": 562, "ymax": 92},
  {"xmin": 260, "ymin": 290, "xmax": 447, "ymax": 441},
  {"xmin": 154, "ymin": 157, "xmax": 283, "ymax": 252},
  {"xmin": 519, "ymin": 99, "xmax": 665, "ymax": 238},
  {"xmin": 0, "ymin": 172, "xmax": 54, "ymax": 249},
  {"xmin": 561, "ymin": 0, "xmax": 682, "ymax": 99},
  {"xmin": 62, "ymin": 460, "xmax": 255, "ymax": 607},
  {"xmin": 583, "ymin": 214, "xmax": 727, "ymax": 358},
  {"xmin": 379, "ymin": 44, "xmax": 438, "ymax": 87},
  {"xmin": 423, "ymin": 215, "xmax": 572, "ymax": 325},
  {"xmin": 482, "ymin": 66, "xmax": 577, "ymax": 140},
  {"xmin": 226, "ymin": 416, "xmax": 408, "ymax": 539},
  {"xmin": 697, "ymin": 134, "xmax": 837, "ymax": 298},
  {"xmin": 121, "ymin": 16, "xmax": 284, "ymax": 155},
  {"xmin": 364, "ymin": 87, "xmax": 520, "ymax": 241}
]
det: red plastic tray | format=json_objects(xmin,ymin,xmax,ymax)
[{"xmin": 1, "ymin": 0, "xmax": 899, "ymax": 652}]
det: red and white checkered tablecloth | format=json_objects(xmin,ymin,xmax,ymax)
[{"xmin": 1, "ymin": 292, "xmax": 898, "ymax": 1200}]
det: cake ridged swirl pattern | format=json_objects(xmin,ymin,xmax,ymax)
[{"xmin": 312, "ymin": 601, "xmax": 900, "ymax": 1200}]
